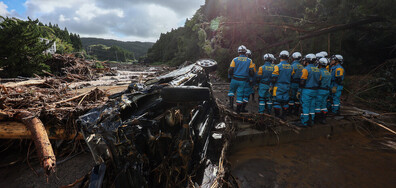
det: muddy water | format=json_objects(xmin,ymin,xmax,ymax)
[{"xmin": 229, "ymin": 131, "xmax": 396, "ymax": 188}]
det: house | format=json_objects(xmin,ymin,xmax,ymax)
[{"xmin": 39, "ymin": 38, "xmax": 56, "ymax": 54}]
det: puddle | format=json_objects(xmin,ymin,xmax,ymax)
[{"xmin": 229, "ymin": 131, "xmax": 396, "ymax": 187}]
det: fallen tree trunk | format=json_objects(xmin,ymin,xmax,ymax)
[
  {"xmin": 14, "ymin": 111, "xmax": 56, "ymax": 175},
  {"xmin": 0, "ymin": 121, "xmax": 83, "ymax": 139},
  {"xmin": 3, "ymin": 79, "xmax": 46, "ymax": 87}
]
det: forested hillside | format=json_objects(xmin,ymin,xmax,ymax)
[
  {"xmin": 0, "ymin": 17, "xmax": 83, "ymax": 77},
  {"xmin": 81, "ymin": 37, "xmax": 153, "ymax": 59},
  {"xmin": 147, "ymin": 0, "xmax": 396, "ymax": 77},
  {"xmin": 38, "ymin": 21, "xmax": 82, "ymax": 53}
]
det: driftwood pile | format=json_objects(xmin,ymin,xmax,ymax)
[
  {"xmin": 45, "ymin": 54, "xmax": 112, "ymax": 81},
  {"xmin": 0, "ymin": 54, "xmax": 111, "ymax": 175}
]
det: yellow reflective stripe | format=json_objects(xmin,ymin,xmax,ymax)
[
  {"xmin": 272, "ymin": 65, "xmax": 280, "ymax": 75},
  {"xmin": 273, "ymin": 87, "xmax": 278, "ymax": 96},
  {"xmin": 230, "ymin": 60, "xmax": 236, "ymax": 68},
  {"xmin": 292, "ymin": 67, "xmax": 295, "ymax": 75},
  {"xmin": 326, "ymin": 65, "xmax": 329, "ymax": 71},
  {"xmin": 253, "ymin": 63, "xmax": 256, "ymax": 72},
  {"xmin": 336, "ymin": 68, "xmax": 344, "ymax": 76},
  {"xmin": 257, "ymin": 67, "xmax": 263, "ymax": 75},
  {"xmin": 301, "ymin": 69, "xmax": 308, "ymax": 79},
  {"xmin": 249, "ymin": 60, "xmax": 255, "ymax": 68}
]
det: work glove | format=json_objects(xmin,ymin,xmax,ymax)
[
  {"xmin": 296, "ymin": 91, "xmax": 301, "ymax": 99},
  {"xmin": 331, "ymin": 86, "xmax": 337, "ymax": 93}
]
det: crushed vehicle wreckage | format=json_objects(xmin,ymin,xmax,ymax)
[{"xmin": 78, "ymin": 59, "xmax": 237, "ymax": 187}]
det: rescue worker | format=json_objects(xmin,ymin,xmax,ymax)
[
  {"xmin": 228, "ymin": 45, "xmax": 255, "ymax": 113},
  {"xmin": 244, "ymin": 49, "xmax": 256, "ymax": 107},
  {"xmin": 315, "ymin": 52, "xmax": 324, "ymax": 66},
  {"xmin": 270, "ymin": 54, "xmax": 276, "ymax": 64},
  {"xmin": 320, "ymin": 51, "xmax": 331, "ymax": 71},
  {"xmin": 329, "ymin": 54, "xmax": 345, "ymax": 115},
  {"xmin": 320, "ymin": 51, "xmax": 328, "ymax": 58},
  {"xmin": 289, "ymin": 52, "xmax": 304, "ymax": 115},
  {"xmin": 257, "ymin": 54, "xmax": 274, "ymax": 114},
  {"xmin": 271, "ymin": 50, "xmax": 294, "ymax": 119},
  {"xmin": 297, "ymin": 54, "xmax": 321, "ymax": 127},
  {"xmin": 315, "ymin": 58, "xmax": 331, "ymax": 124}
]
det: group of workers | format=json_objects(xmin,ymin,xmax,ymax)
[{"xmin": 228, "ymin": 45, "xmax": 345, "ymax": 127}]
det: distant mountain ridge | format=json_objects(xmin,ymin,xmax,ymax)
[{"xmin": 81, "ymin": 37, "xmax": 154, "ymax": 58}]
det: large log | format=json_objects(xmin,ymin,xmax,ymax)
[
  {"xmin": 0, "ymin": 121, "xmax": 83, "ymax": 140},
  {"xmin": 14, "ymin": 111, "xmax": 56, "ymax": 175},
  {"xmin": 3, "ymin": 79, "xmax": 46, "ymax": 87}
]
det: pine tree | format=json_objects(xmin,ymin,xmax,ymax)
[{"xmin": 0, "ymin": 17, "xmax": 52, "ymax": 77}]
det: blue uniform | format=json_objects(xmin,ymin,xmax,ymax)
[
  {"xmin": 272, "ymin": 61, "xmax": 294, "ymax": 110},
  {"xmin": 300, "ymin": 64, "xmax": 321, "ymax": 126},
  {"xmin": 290, "ymin": 60, "xmax": 304, "ymax": 106},
  {"xmin": 330, "ymin": 64, "xmax": 345, "ymax": 113},
  {"xmin": 257, "ymin": 62, "xmax": 274, "ymax": 113},
  {"xmin": 228, "ymin": 55, "xmax": 255, "ymax": 104},
  {"xmin": 244, "ymin": 63, "xmax": 256, "ymax": 103},
  {"xmin": 315, "ymin": 68, "xmax": 331, "ymax": 114}
]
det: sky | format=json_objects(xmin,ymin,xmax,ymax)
[{"xmin": 0, "ymin": 0, "xmax": 205, "ymax": 42}]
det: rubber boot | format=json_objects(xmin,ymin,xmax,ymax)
[
  {"xmin": 294, "ymin": 104, "xmax": 300, "ymax": 116},
  {"xmin": 288, "ymin": 105, "xmax": 294, "ymax": 116},
  {"xmin": 274, "ymin": 108, "xmax": 281, "ymax": 118},
  {"xmin": 307, "ymin": 115, "xmax": 313, "ymax": 127},
  {"xmin": 314, "ymin": 113, "xmax": 321, "ymax": 124},
  {"xmin": 229, "ymin": 96, "xmax": 234, "ymax": 110},
  {"xmin": 241, "ymin": 103, "xmax": 248, "ymax": 113},
  {"xmin": 266, "ymin": 105, "xmax": 271, "ymax": 115},
  {"xmin": 321, "ymin": 112, "xmax": 327, "ymax": 124},
  {"xmin": 281, "ymin": 108, "xmax": 288, "ymax": 120},
  {"xmin": 236, "ymin": 104, "xmax": 242, "ymax": 114}
]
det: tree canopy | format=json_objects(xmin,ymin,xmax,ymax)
[
  {"xmin": 0, "ymin": 17, "xmax": 52, "ymax": 77},
  {"xmin": 147, "ymin": 0, "xmax": 396, "ymax": 77}
]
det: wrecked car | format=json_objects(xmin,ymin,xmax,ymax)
[{"xmin": 79, "ymin": 59, "xmax": 230, "ymax": 187}]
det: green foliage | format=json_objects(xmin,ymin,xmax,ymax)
[
  {"xmin": 94, "ymin": 61, "xmax": 105, "ymax": 69},
  {"xmin": 0, "ymin": 17, "xmax": 51, "ymax": 77},
  {"xmin": 39, "ymin": 22, "xmax": 82, "ymax": 52},
  {"xmin": 88, "ymin": 44, "xmax": 135, "ymax": 62},
  {"xmin": 148, "ymin": 0, "xmax": 396, "ymax": 78},
  {"xmin": 81, "ymin": 38, "xmax": 153, "ymax": 58}
]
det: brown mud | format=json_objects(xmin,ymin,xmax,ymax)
[{"xmin": 229, "ymin": 131, "xmax": 396, "ymax": 188}]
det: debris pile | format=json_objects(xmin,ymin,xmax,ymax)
[
  {"xmin": 45, "ymin": 54, "xmax": 114, "ymax": 81},
  {"xmin": 78, "ymin": 63, "xmax": 233, "ymax": 187}
]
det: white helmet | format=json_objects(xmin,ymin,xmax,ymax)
[
  {"xmin": 246, "ymin": 49, "xmax": 252, "ymax": 56},
  {"xmin": 305, "ymin": 53, "xmax": 316, "ymax": 63},
  {"xmin": 320, "ymin": 51, "xmax": 328, "ymax": 57},
  {"xmin": 270, "ymin": 54, "xmax": 276, "ymax": 61},
  {"xmin": 331, "ymin": 54, "xmax": 344, "ymax": 64},
  {"xmin": 318, "ymin": 58, "xmax": 328, "ymax": 66},
  {"xmin": 316, "ymin": 52, "xmax": 324, "ymax": 59},
  {"xmin": 292, "ymin": 52, "xmax": 302, "ymax": 60},
  {"xmin": 238, "ymin": 45, "xmax": 247, "ymax": 53},
  {"xmin": 279, "ymin": 50, "xmax": 289, "ymax": 59},
  {"xmin": 263, "ymin": 53, "xmax": 272, "ymax": 61}
]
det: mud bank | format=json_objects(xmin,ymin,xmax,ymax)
[{"xmin": 229, "ymin": 128, "xmax": 396, "ymax": 187}]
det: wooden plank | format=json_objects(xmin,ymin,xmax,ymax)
[{"xmin": 0, "ymin": 121, "xmax": 83, "ymax": 140}]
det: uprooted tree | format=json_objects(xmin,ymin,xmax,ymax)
[{"xmin": 0, "ymin": 17, "xmax": 52, "ymax": 77}]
